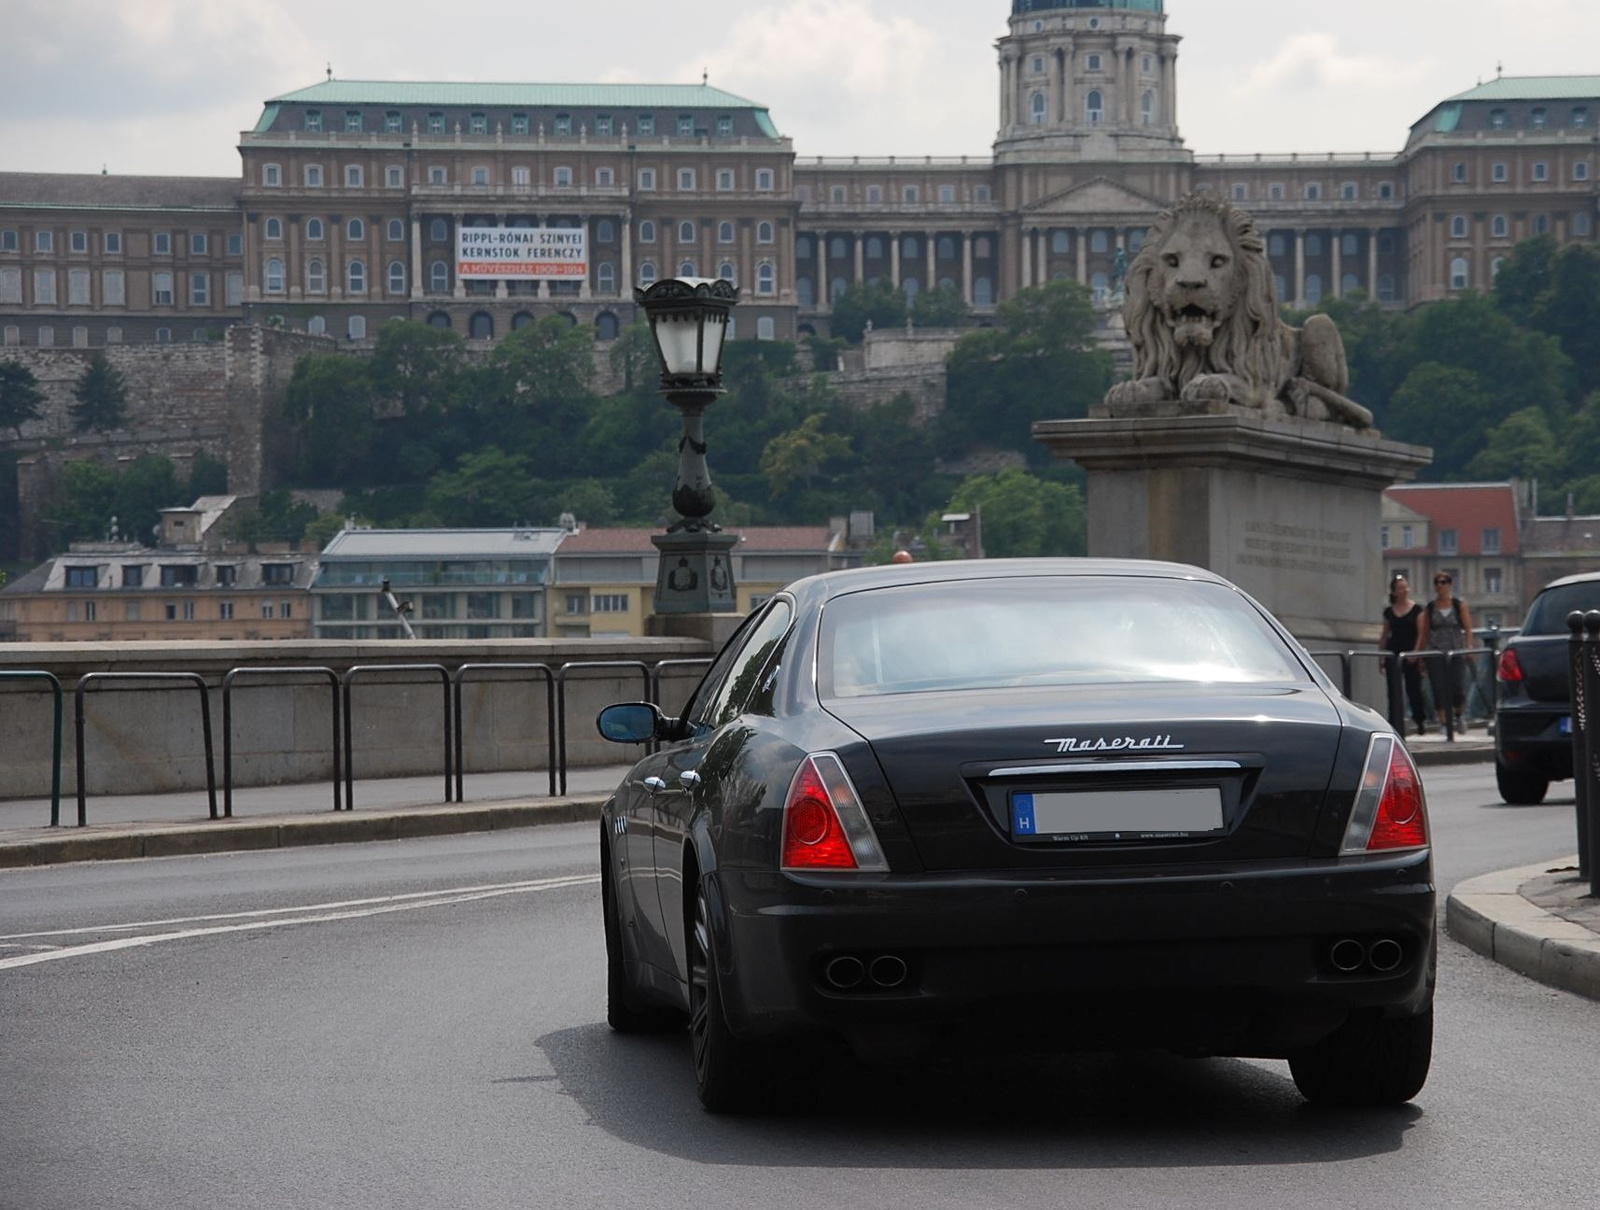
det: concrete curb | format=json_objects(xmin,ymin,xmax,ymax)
[
  {"xmin": 0, "ymin": 798, "xmax": 609, "ymax": 869},
  {"xmin": 1446, "ymin": 857, "xmax": 1600, "ymax": 1001},
  {"xmin": 1409, "ymin": 742, "xmax": 1495, "ymax": 767}
]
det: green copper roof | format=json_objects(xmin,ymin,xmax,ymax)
[
  {"xmin": 267, "ymin": 80, "xmax": 769, "ymax": 111},
  {"xmin": 1445, "ymin": 76, "xmax": 1600, "ymax": 103}
]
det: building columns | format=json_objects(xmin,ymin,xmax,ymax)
[
  {"xmin": 1037, "ymin": 228, "xmax": 1048, "ymax": 284},
  {"xmin": 891, "ymin": 231, "xmax": 902, "ymax": 288},
  {"xmin": 926, "ymin": 231, "xmax": 937, "ymax": 292},
  {"xmin": 962, "ymin": 231, "xmax": 974, "ymax": 304},
  {"xmin": 452, "ymin": 213, "xmax": 466, "ymax": 298},
  {"xmin": 817, "ymin": 230, "xmax": 828, "ymax": 313},
  {"xmin": 1293, "ymin": 228, "xmax": 1306, "ymax": 308},
  {"xmin": 621, "ymin": 213, "xmax": 632, "ymax": 295},
  {"xmin": 1019, "ymin": 228, "xmax": 1032, "ymax": 289},
  {"xmin": 409, "ymin": 216, "xmax": 423, "ymax": 300},
  {"xmin": 1368, "ymin": 228, "xmax": 1380, "ymax": 299},
  {"xmin": 854, "ymin": 232, "xmax": 865, "ymax": 284},
  {"xmin": 1077, "ymin": 228, "xmax": 1088, "ymax": 285},
  {"xmin": 1331, "ymin": 230, "xmax": 1343, "ymax": 300}
]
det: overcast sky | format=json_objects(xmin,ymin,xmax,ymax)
[{"xmin": 5, "ymin": 0, "xmax": 1599, "ymax": 178}]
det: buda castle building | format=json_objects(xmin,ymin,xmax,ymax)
[{"xmin": 2, "ymin": 0, "xmax": 1597, "ymax": 351}]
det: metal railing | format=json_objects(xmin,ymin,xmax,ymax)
[
  {"xmin": 0, "ymin": 671, "xmax": 63, "ymax": 827},
  {"xmin": 341, "ymin": 665, "xmax": 453, "ymax": 811},
  {"xmin": 1346, "ymin": 648, "xmax": 1494, "ymax": 743},
  {"xmin": 555, "ymin": 661, "xmax": 651, "ymax": 796},
  {"xmin": 1305, "ymin": 650, "xmax": 1352, "ymax": 698},
  {"xmin": 452, "ymin": 663, "xmax": 556, "ymax": 802},
  {"xmin": 74, "ymin": 673, "xmax": 217, "ymax": 827},
  {"xmin": 1568, "ymin": 611, "xmax": 1600, "ymax": 892},
  {"xmin": 222, "ymin": 667, "xmax": 342, "ymax": 816}
]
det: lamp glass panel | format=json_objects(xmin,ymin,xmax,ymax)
[{"xmin": 655, "ymin": 314, "xmax": 704, "ymax": 375}]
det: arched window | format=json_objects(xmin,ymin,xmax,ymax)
[
  {"xmin": 427, "ymin": 311, "xmax": 451, "ymax": 329},
  {"xmin": 1492, "ymin": 215, "xmax": 1509, "ymax": 238},
  {"xmin": 596, "ymin": 313, "xmax": 619, "ymax": 341},
  {"xmin": 974, "ymin": 276, "xmax": 993, "ymax": 306},
  {"xmin": 975, "ymin": 237, "xmax": 992, "ymax": 260},
  {"xmin": 430, "ymin": 218, "xmax": 448, "ymax": 242},
  {"xmin": 1577, "ymin": 212, "xmax": 1594, "ymax": 238},
  {"xmin": 678, "ymin": 221, "xmax": 696, "ymax": 244},
  {"xmin": 718, "ymin": 221, "xmax": 735, "ymax": 244},
  {"xmin": 797, "ymin": 277, "xmax": 814, "ymax": 307},
  {"xmin": 757, "ymin": 262, "xmax": 775, "ymax": 295},
  {"xmin": 1305, "ymin": 274, "xmax": 1323, "ymax": 304},
  {"xmin": 1341, "ymin": 274, "xmax": 1360, "ymax": 296},
  {"xmin": 387, "ymin": 261, "xmax": 406, "ymax": 295},
  {"xmin": 718, "ymin": 261, "xmax": 736, "ymax": 283},
  {"xmin": 597, "ymin": 262, "xmax": 616, "ymax": 292},
  {"xmin": 902, "ymin": 235, "xmax": 919, "ymax": 259},
  {"xmin": 430, "ymin": 261, "xmax": 448, "ymax": 293},
  {"xmin": 1451, "ymin": 257, "xmax": 1470, "ymax": 290},
  {"xmin": 469, "ymin": 311, "xmax": 493, "ymax": 340},
  {"xmin": 639, "ymin": 220, "xmax": 656, "ymax": 244},
  {"xmin": 1141, "ymin": 91, "xmax": 1154, "ymax": 125},
  {"xmin": 903, "ymin": 277, "xmax": 920, "ymax": 301},
  {"xmin": 796, "ymin": 236, "xmax": 812, "ymax": 259},
  {"xmin": 265, "ymin": 258, "xmax": 285, "ymax": 293},
  {"xmin": 387, "ymin": 219, "xmax": 404, "ymax": 242},
  {"xmin": 306, "ymin": 218, "xmax": 324, "ymax": 241},
  {"xmin": 1050, "ymin": 231, "xmax": 1070, "ymax": 255},
  {"xmin": 1086, "ymin": 90, "xmax": 1103, "ymax": 125},
  {"xmin": 347, "ymin": 315, "xmax": 366, "ymax": 340},
  {"xmin": 757, "ymin": 221, "xmax": 774, "ymax": 244},
  {"xmin": 1305, "ymin": 234, "xmax": 1323, "ymax": 257},
  {"xmin": 1091, "ymin": 271, "xmax": 1108, "ymax": 302},
  {"xmin": 1451, "ymin": 215, "xmax": 1468, "ymax": 238},
  {"xmin": 639, "ymin": 260, "xmax": 657, "ymax": 286},
  {"xmin": 1090, "ymin": 230, "xmax": 1108, "ymax": 254},
  {"xmin": 1031, "ymin": 93, "xmax": 1047, "ymax": 125},
  {"xmin": 511, "ymin": 312, "xmax": 534, "ymax": 331},
  {"xmin": 596, "ymin": 220, "xmax": 614, "ymax": 244},
  {"xmin": 347, "ymin": 259, "xmax": 366, "ymax": 294},
  {"xmin": 939, "ymin": 236, "xmax": 957, "ymax": 260},
  {"xmin": 831, "ymin": 237, "xmax": 848, "ymax": 260},
  {"xmin": 347, "ymin": 218, "xmax": 364, "ymax": 241},
  {"xmin": 679, "ymin": 260, "xmax": 697, "ymax": 278},
  {"xmin": 1305, "ymin": 183, "xmax": 1321, "ymax": 201},
  {"xmin": 265, "ymin": 218, "xmax": 283, "ymax": 240},
  {"xmin": 1342, "ymin": 233, "xmax": 1360, "ymax": 257},
  {"xmin": 1269, "ymin": 234, "xmax": 1286, "ymax": 258},
  {"xmin": 1275, "ymin": 275, "xmax": 1288, "ymax": 299},
  {"xmin": 757, "ymin": 317, "xmax": 776, "ymax": 341},
  {"xmin": 866, "ymin": 237, "xmax": 884, "ymax": 260},
  {"xmin": 831, "ymin": 276, "xmax": 849, "ymax": 301},
  {"xmin": 307, "ymin": 316, "xmax": 326, "ymax": 336},
  {"xmin": 306, "ymin": 258, "xmax": 326, "ymax": 294}
]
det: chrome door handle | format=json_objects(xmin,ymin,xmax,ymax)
[
  {"xmin": 643, "ymin": 776, "xmax": 667, "ymax": 793},
  {"xmin": 679, "ymin": 770, "xmax": 703, "ymax": 788}
]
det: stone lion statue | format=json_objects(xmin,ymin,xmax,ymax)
[{"xmin": 1106, "ymin": 194, "xmax": 1373, "ymax": 429}]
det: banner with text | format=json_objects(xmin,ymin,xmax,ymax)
[{"xmin": 457, "ymin": 228, "xmax": 589, "ymax": 279}]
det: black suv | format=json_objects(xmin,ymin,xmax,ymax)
[{"xmin": 1494, "ymin": 571, "xmax": 1600, "ymax": 803}]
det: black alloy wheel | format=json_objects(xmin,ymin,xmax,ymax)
[
  {"xmin": 1287, "ymin": 1005, "xmax": 1433, "ymax": 1106},
  {"xmin": 602, "ymin": 833, "xmax": 679, "ymax": 1033},
  {"xmin": 1495, "ymin": 760, "xmax": 1550, "ymax": 806}
]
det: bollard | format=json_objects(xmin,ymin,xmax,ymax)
[
  {"xmin": 1580, "ymin": 611, "xmax": 1600, "ymax": 895},
  {"xmin": 1570, "ymin": 612, "xmax": 1590, "ymax": 882}
]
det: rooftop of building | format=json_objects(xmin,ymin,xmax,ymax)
[
  {"xmin": 0, "ymin": 550, "xmax": 316, "ymax": 595},
  {"xmin": 318, "ymin": 527, "xmax": 567, "ymax": 560},
  {"xmin": 555, "ymin": 525, "xmax": 846, "ymax": 556},
  {"xmin": 1384, "ymin": 482, "xmax": 1522, "ymax": 556},
  {"xmin": 1445, "ymin": 75, "xmax": 1600, "ymax": 104},
  {"xmin": 0, "ymin": 172, "xmax": 241, "ymax": 213},
  {"xmin": 1013, "ymin": 0, "xmax": 1163, "ymax": 12}
]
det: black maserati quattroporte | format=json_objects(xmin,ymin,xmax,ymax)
[{"xmin": 596, "ymin": 560, "xmax": 1435, "ymax": 1112}]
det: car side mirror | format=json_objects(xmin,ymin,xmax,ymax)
[{"xmin": 597, "ymin": 702, "xmax": 666, "ymax": 744}]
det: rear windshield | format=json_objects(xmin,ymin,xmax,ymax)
[
  {"xmin": 818, "ymin": 576, "xmax": 1309, "ymax": 699},
  {"xmin": 1523, "ymin": 580, "xmax": 1600, "ymax": 636}
]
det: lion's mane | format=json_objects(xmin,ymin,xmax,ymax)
[{"xmin": 1122, "ymin": 195, "xmax": 1285, "ymax": 400}]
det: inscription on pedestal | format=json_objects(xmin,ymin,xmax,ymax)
[{"xmin": 1236, "ymin": 520, "xmax": 1357, "ymax": 579}]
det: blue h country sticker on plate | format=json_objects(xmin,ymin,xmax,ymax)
[{"xmin": 1012, "ymin": 792, "xmax": 1037, "ymax": 836}]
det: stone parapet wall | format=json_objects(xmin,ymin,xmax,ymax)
[{"xmin": 0, "ymin": 636, "xmax": 713, "ymax": 802}]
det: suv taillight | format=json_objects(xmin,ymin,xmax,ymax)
[
  {"xmin": 1341, "ymin": 734, "xmax": 1429, "ymax": 854},
  {"xmin": 780, "ymin": 753, "xmax": 890, "ymax": 873},
  {"xmin": 1497, "ymin": 647, "xmax": 1524, "ymax": 684}
]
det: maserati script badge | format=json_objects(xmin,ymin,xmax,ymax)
[{"xmin": 1043, "ymin": 735, "xmax": 1185, "ymax": 754}]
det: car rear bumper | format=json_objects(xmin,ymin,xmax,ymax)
[
  {"xmin": 713, "ymin": 851, "xmax": 1435, "ymax": 1059},
  {"xmin": 1496, "ymin": 701, "xmax": 1573, "ymax": 777}
]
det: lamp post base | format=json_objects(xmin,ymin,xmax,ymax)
[{"xmin": 651, "ymin": 528, "xmax": 739, "ymax": 617}]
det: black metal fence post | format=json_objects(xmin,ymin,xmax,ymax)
[
  {"xmin": 222, "ymin": 667, "xmax": 342, "ymax": 816},
  {"xmin": 74, "ymin": 673, "xmax": 218, "ymax": 826},
  {"xmin": 1569, "ymin": 611, "xmax": 1591, "ymax": 883},
  {"xmin": 555, "ymin": 661, "xmax": 652, "ymax": 796},
  {"xmin": 340, "ymin": 664, "xmax": 453, "ymax": 812},
  {"xmin": 451, "ymin": 663, "xmax": 556, "ymax": 802},
  {"xmin": 0, "ymin": 671, "xmax": 63, "ymax": 827}
]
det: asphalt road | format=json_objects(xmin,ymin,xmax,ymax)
[{"xmin": 3, "ymin": 764, "xmax": 1599, "ymax": 1210}]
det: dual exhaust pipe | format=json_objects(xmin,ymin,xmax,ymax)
[
  {"xmin": 823, "ymin": 953, "xmax": 908, "ymax": 991},
  {"xmin": 1328, "ymin": 936, "xmax": 1405, "ymax": 975}
]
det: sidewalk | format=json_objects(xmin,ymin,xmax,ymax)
[{"xmin": 1448, "ymin": 860, "xmax": 1600, "ymax": 1001}]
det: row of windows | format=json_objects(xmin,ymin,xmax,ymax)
[
  {"xmin": 60, "ymin": 599, "xmax": 297, "ymax": 623},
  {"xmin": 2, "ymin": 325, "xmax": 217, "ymax": 347},
  {"xmin": 1485, "ymin": 106, "xmax": 1589, "ymax": 132},
  {"xmin": 802, "ymin": 233, "xmax": 1001, "ymax": 261},
  {"xmin": 259, "ymin": 255, "xmax": 780, "ymax": 298},
  {"xmin": 1, "ymin": 229, "xmax": 241, "ymax": 256},
  {"xmin": 1030, "ymin": 88, "xmax": 1158, "ymax": 126},
  {"xmin": 1229, "ymin": 181, "xmax": 1398, "ymax": 203},
  {"xmin": 803, "ymin": 275, "xmax": 996, "ymax": 308},
  {"xmin": 1276, "ymin": 273, "xmax": 1399, "ymax": 304},
  {"xmin": 260, "ymin": 160, "xmax": 776, "ymax": 193},
  {"xmin": 1380, "ymin": 526, "xmax": 1502, "ymax": 556},
  {"xmin": 297, "ymin": 108, "xmax": 743, "ymax": 140},
  {"xmin": 1029, "ymin": 51, "xmax": 1158, "ymax": 76},
  {"xmin": 1451, "ymin": 160, "xmax": 1590, "ymax": 184},
  {"xmin": 1450, "ymin": 212, "xmax": 1590, "ymax": 239},
  {"xmin": 63, "ymin": 564, "xmax": 296, "ymax": 589},
  {"xmin": 0, "ymin": 267, "xmax": 242, "ymax": 308},
  {"xmin": 803, "ymin": 183, "xmax": 991, "ymax": 206}
]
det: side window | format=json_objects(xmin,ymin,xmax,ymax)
[
  {"xmin": 683, "ymin": 601, "xmax": 791, "ymax": 732},
  {"xmin": 708, "ymin": 601, "xmax": 794, "ymax": 728}
]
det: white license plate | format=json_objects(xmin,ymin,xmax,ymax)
[
  {"xmin": 1011, "ymin": 787, "xmax": 1225, "ymax": 841},
  {"xmin": 1560, "ymin": 716, "xmax": 1572, "ymax": 735}
]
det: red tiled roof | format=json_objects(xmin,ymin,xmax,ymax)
[
  {"xmin": 556, "ymin": 527, "xmax": 656, "ymax": 553},
  {"xmin": 1384, "ymin": 484, "xmax": 1520, "ymax": 556},
  {"xmin": 555, "ymin": 525, "xmax": 837, "ymax": 554}
]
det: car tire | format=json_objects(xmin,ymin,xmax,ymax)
[
  {"xmin": 602, "ymin": 835, "xmax": 678, "ymax": 1034},
  {"xmin": 689, "ymin": 884, "xmax": 811, "ymax": 1114},
  {"xmin": 1496, "ymin": 760, "xmax": 1550, "ymax": 806},
  {"xmin": 1287, "ymin": 1005, "xmax": 1433, "ymax": 1107}
]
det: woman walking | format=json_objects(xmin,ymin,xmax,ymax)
[
  {"xmin": 1379, "ymin": 574, "xmax": 1428, "ymax": 735},
  {"xmin": 1419, "ymin": 572, "xmax": 1474, "ymax": 734}
]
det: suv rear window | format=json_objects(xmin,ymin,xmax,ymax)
[
  {"xmin": 1522, "ymin": 580, "xmax": 1600, "ymax": 635},
  {"xmin": 819, "ymin": 576, "xmax": 1308, "ymax": 699}
]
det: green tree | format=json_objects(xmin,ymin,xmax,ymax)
[
  {"xmin": 1384, "ymin": 363, "xmax": 1496, "ymax": 477},
  {"xmin": 44, "ymin": 460, "xmax": 119, "ymax": 548},
  {"xmin": 69, "ymin": 353, "xmax": 128, "ymax": 432},
  {"xmin": 941, "ymin": 279, "xmax": 1113, "ymax": 464},
  {"xmin": 829, "ymin": 280, "xmax": 907, "ymax": 344},
  {"xmin": 938, "ymin": 468, "xmax": 1087, "ymax": 558},
  {"xmin": 424, "ymin": 447, "xmax": 538, "ymax": 527},
  {"xmin": 113, "ymin": 455, "xmax": 183, "ymax": 544},
  {"xmin": 1491, "ymin": 234, "xmax": 1559, "ymax": 329},
  {"xmin": 301, "ymin": 510, "xmax": 351, "ymax": 551},
  {"xmin": 185, "ymin": 452, "xmax": 228, "ymax": 498},
  {"xmin": 556, "ymin": 479, "xmax": 619, "ymax": 526},
  {"xmin": 283, "ymin": 354, "xmax": 376, "ymax": 485},
  {"xmin": 368, "ymin": 320, "xmax": 466, "ymax": 418},
  {"xmin": 0, "ymin": 360, "xmax": 45, "ymax": 439},
  {"xmin": 911, "ymin": 282, "xmax": 971, "ymax": 329},
  {"xmin": 1467, "ymin": 407, "xmax": 1564, "ymax": 483},
  {"xmin": 760, "ymin": 413, "xmax": 853, "ymax": 498},
  {"xmin": 1530, "ymin": 243, "xmax": 1600, "ymax": 398}
]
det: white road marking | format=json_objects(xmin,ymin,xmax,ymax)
[{"xmin": 0, "ymin": 873, "xmax": 599, "ymax": 971}]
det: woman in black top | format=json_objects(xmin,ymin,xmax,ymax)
[{"xmin": 1380, "ymin": 573, "xmax": 1428, "ymax": 735}]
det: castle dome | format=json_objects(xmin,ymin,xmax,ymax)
[{"xmin": 1013, "ymin": 1, "xmax": 1163, "ymax": 13}]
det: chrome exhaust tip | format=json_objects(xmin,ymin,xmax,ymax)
[
  {"xmin": 824, "ymin": 956, "xmax": 865, "ymax": 990},
  {"xmin": 868, "ymin": 954, "xmax": 908, "ymax": 989},
  {"xmin": 1329, "ymin": 939, "xmax": 1366, "ymax": 973},
  {"xmin": 1367, "ymin": 938, "xmax": 1404, "ymax": 973}
]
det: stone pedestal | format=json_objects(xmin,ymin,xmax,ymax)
[
  {"xmin": 1034, "ymin": 403, "xmax": 1432, "ymax": 649},
  {"xmin": 647, "ymin": 528, "xmax": 740, "ymax": 646}
]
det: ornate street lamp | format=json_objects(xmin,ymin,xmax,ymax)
[{"xmin": 634, "ymin": 277, "xmax": 740, "ymax": 616}]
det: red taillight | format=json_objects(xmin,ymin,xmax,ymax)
[
  {"xmin": 1367, "ymin": 741, "xmax": 1428, "ymax": 851},
  {"xmin": 781, "ymin": 757, "xmax": 859, "ymax": 870},
  {"xmin": 1497, "ymin": 647, "xmax": 1524, "ymax": 684}
]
